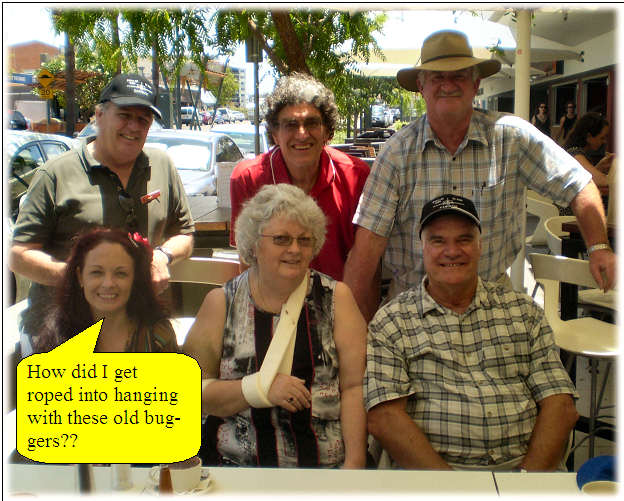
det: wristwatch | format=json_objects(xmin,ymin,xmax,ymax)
[{"xmin": 155, "ymin": 246, "xmax": 174, "ymax": 264}]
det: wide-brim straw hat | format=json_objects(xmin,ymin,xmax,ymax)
[{"xmin": 397, "ymin": 30, "xmax": 501, "ymax": 91}]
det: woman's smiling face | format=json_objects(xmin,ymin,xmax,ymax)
[
  {"xmin": 255, "ymin": 214, "xmax": 315, "ymax": 282},
  {"xmin": 77, "ymin": 241, "xmax": 135, "ymax": 319}
]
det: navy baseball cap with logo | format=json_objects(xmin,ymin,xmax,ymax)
[
  {"xmin": 99, "ymin": 73, "xmax": 161, "ymax": 119},
  {"xmin": 419, "ymin": 194, "xmax": 481, "ymax": 237}
]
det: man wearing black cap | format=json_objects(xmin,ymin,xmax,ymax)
[
  {"xmin": 364, "ymin": 194, "xmax": 578, "ymax": 471},
  {"xmin": 10, "ymin": 73, "xmax": 194, "ymax": 352},
  {"xmin": 344, "ymin": 29, "xmax": 614, "ymax": 322}
]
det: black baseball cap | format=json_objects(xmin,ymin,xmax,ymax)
[
  {"xmin": 99, "ymin": 73, "xmax": 161, "ymax": 119},
  {"xmin": 419, "ymin": 194, "xmax": 481, "ymax": 237}
]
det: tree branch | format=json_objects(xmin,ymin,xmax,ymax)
[
  {"xmin": 270, "ymin": 10, "xmax": 311, "ymax": 74},
  {"xmin": 246, "ymin": 17, "xmax": 289, "ymax": 75}
]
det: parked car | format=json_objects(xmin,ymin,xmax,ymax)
[
  {"xmin": 215, "ymin": 108, "xmax": 235, "ymax": 124},
  {"xmin": 210, "ymin": 123, "xmax": 270, "ymax": 158},
  {"xmin": 10, "ymin": 110, "xmax": 31, "ymax": 130},
  {"xmin": 76, "ymin": 118, "xmax": 164, "ymax": 138},
  {"xmin": 231, "ymin": 110, "xmax": 246, "ymax": 122},
  {"xmin": 371, "ymin": 104, "xmax": 392, "ymax": 127},
  {"xmin": 143, "ymin": 130, "xmax": 245, "ymax": 196},
  {"xmin": 180, "ymin": 106, "xmax": 199, "ymax": 125},
  {"xmin": 7, "ymin": 130, "xmax": 77, "ymax": 304},
  {"xmin": 7, "ymin": 130, "xmax": 76, "ymax": 221}
]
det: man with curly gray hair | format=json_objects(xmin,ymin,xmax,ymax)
[{"xmin": 229, "ymin": 73, "xmax": 369, "ymax": 281}]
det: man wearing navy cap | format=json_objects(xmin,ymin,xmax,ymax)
[
  {"xmin": 365, "ymin": 194, "xmax": 578, "ymax": 471},
  {"xmin": 10, "ymin": 74, "xmax": 194, "ymax": 353}
]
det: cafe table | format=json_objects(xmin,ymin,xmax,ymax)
[
  {"xmin": 493, "ymin": 471, "xmax": 581, "ymax": 496},
  {"xmin": 6, "ymin": 463, "xmax": 500, "ymax": 496},
  {"xmin": 188, "ymin": 195, "xmax": 232, "ymax": 249}
]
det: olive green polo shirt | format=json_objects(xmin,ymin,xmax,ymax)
[{"xmin": 12, "ymin": 137, "xmax": 195, "ymax": 337}]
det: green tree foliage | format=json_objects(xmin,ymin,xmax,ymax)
[
  {"xmin": 123, "ymin": 8, "xmax": 216, "ymax": 87},
  {"xmin": 213, "ymin": 9, "xmax": 387, "ymax": 119},
  {"xmin": 50, "ymin": 7, "xmax": 218, "ymax": 128}
]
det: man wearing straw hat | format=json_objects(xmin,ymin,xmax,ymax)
[{"xmin": 344, "ymin": 30, "xmax": 614, "ymax": 321}]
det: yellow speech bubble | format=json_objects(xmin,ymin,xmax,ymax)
[{"xmin": 16, "ymin": 320, "xmax": 201, "ymax": 464}]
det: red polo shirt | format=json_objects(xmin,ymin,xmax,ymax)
[{"xmin": 229, "ymin": 146, "xmax": 369, "ymax": 280}]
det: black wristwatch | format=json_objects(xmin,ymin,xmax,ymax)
[{"xmin": 155, "ymin": 246, "xmax": 174, "ymax": 264}]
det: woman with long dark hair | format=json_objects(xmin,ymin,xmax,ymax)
[
  {"xmin": 564, "ymin": 112, "xmax": 614, "ymax": 187},
  {"xmin": 35, "ymin": 227, "xmax": 177, "ymax": 353}
]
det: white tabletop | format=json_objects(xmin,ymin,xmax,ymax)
[
  {"xmin": 8, "ymin": 464, "xmax": 588, "ymax": 497},
  {"xmin": 7, "ymin": 463, "xmax": 499, "ymax": 496},
  {"xmin": 493, "ymin": 471, "xmax": 581, "ymax": 496},
  {"xmin": 207, "ymin": 466, "xmax": 497, "ymax": 494}
]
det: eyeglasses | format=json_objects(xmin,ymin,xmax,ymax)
[
  {"xmin": 117, "ymin": 188, "xmax": 138, "ymax": 232},
  {"xmin": 277, "ymin": 117, "xmax": 323, "ymax": 133},
  {"xmin": 260, "ymin": 234, "xmax": 315, "ymax": 247}
]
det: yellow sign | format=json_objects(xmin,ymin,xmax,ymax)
[
  {"xmin": 38, "ymin": 87, "xmax": 53, "ymax": 100},
  {"xmin": 16, "ymin": 320, "xmax": 201, "ymax": 463},
  {"xmin": 38, "ymin": 69, "xmax": 54, "ymax": 88}
]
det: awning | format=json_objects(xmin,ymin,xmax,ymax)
[
  {"xmin": 494, "ymin": 47, "xmax": 584, "ymax": 66},
  {"xmin": 350, "ymin": 42, "xmax": 583, "ymax": 78},
  {"xmin": 201, "ymin": 89, "xmax": 216, "ymax": 105}
]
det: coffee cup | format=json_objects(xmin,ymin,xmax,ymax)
[
  {"xmin": 581, "ymin": 480, "xmax": 618, "ymax": 495},
  {"xmin": 150, "ymin": 456, "xmax": 202, "ymax": 493}
]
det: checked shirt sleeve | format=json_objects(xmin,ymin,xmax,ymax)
[{"xmin": 364, "ymin": 304, "xmax": 414, "ymax": 411}]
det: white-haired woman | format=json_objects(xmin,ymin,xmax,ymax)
[{"xmin": 183, "ymin": 183, "xmax": 367, "ymax": 468}]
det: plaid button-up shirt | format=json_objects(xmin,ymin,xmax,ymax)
[
  {"xmin": 354, "ymin": 109, "xmax": 591, "ymax": 295},
  {"xmin": 365, "ymin": 278, "xmax": 578, "ymax": 468}
]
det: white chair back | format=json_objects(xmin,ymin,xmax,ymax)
[
  {"xmin": 529, "ymin": 253, "xmax": 617, "ymax": 355},
  {"xmin": 168, "ymin": 256, "xmax": 240, "ymax": 345},
  {"xmin": 169, "ymin": 256, "xmax": 240, "ymax": 286},
  {"xmin": 526, "ymin": 192, "xmax": 559, "ymax": 246},
  {"xmin": 544, "ymin": 215, "xmax": 576, "ymax": 255}
]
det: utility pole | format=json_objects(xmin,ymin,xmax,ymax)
[{"xmin": 246, "ymin": 36, "xmax": 263, "ymax": 155}]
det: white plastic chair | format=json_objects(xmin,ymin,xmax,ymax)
[
  {"xmin": 525, "ymin": 191, "xmax": 559, "ymax": 246},
  {"xmin": 529, "ymin": 253, "xmax": 617, "ymax": 459},
  {"xmin": 544, "ymin": 215, "xmax": 577, "ymax": 256},
  {"xmin": 169, "ymin": 256, "xmax": 240, "ymax": 345},
  {"xmin": 543, "ymin": 215, "xmax": 616, "ymax": 312}
]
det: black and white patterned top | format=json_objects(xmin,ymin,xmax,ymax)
[{"xmin": 210, "ymin": 269, "xmax": 345, "ymax": 467}]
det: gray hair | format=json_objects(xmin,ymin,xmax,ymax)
[
  {"xmin": 235, "ymin": 183, "xmax": 327, "ymax": 267},
  {"xmin": 265, "ymin": 73, "xmax": 338, "ymax": 140}
]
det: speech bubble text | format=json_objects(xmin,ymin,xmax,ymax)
[{"xmin": 17, "ymin": 320, "xmax": 201, "ymax": 464}]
